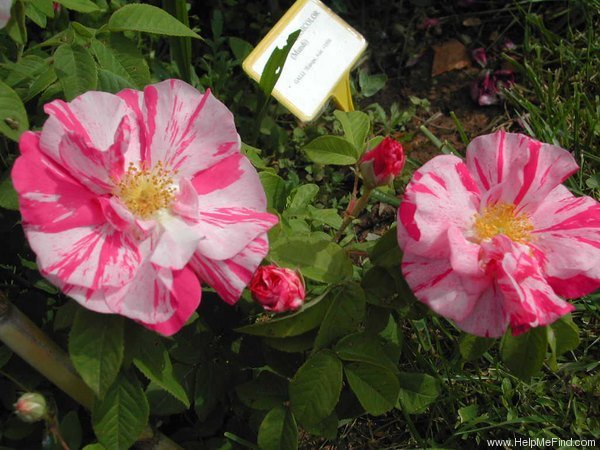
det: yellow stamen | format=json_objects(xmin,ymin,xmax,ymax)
[
  {"xmin": 116, "ymin": 162, "xmax": 175, "ymax": 218},
  {"xmin": 473, "ymin": 203, "xmax": 534, "ymax": 243}
]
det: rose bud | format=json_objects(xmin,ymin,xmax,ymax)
[
  {"xmin": 359, "ymin": 137, "xmax": 406, "ymax": 188},
  {"xmin": 250, "ymin": 266, "xmax": 305, "ymax": 313},
  {"xmin": 472, "ymin": 47, "xmax": 488, "ymax": 67},
  {"xmin": 14, "ymin": 393, "xmax": 48, "ymax": 423}
]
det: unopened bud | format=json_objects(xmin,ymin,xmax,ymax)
[{"xmin": 14, "ymin": 393, "xmax": 47, "ymax": 423}]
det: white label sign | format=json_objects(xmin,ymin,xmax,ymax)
[{"xmin": 243, "ymin": 0, "xmax": 367, "ymax": 122}]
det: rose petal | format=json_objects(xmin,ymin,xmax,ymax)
[{"xmin": 191, "ymin": 235, "xmax": 269, "ymax": 304}]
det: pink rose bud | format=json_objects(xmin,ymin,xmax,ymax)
[
  {"xmin": 14, "ymin": 393, "xmax": 47, "ymax": 423},
  {"xmin": 472, "ymin": 47, "xmax": 488, "ymax": 67},
  {"xmin": 359, "ymin": 137, "xmax": 406, "ymax": 188},
  {"xmin": 250, "ymin": 266, "xmax": 305, "ymax": 313}
]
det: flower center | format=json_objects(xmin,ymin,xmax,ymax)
[
  {"xmin": 116, "ymin": 162, "xmax": 175, "ymax": 219},
  {"xmin": 473, "ymin": 203, "xmax": 533, "ymax": 243}
]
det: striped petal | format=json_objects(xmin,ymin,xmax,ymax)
[
  {"xmin": 482, "ymin": 235, "xmax": 574, "ymax": 335},
  {"xmin": 134, "ymin": 266, "xmax": 201, "ymax": 336},
  {"xmin": 12, "ymin": 132, "xmax": 105, "ymax": 233},
  {"xmin": 26, "ymin": 225, "xmax": 141, "ymax": 290},
  {"xmin": 401, "ymin": 250, "xmax": 488, "ymax": 323},
  {"xmin": 195, "ymin": 208, "xmax": 278, "ymax": 261},
  {"xmin": 41, "ymin": 91, "xmax": 139, "ymax": 167},
  {"xmin": 531, "ymin": 185, "xmax": 600, "ymax": 298},
  {"xmin": 454, "ymin": 286, "xmax": 509, "ymax": 338},
  {"xmin": 191, "ymin": 235, "xmax": 269, "ymax": 304},
  {"xmin": 466, "ymin": 131, "xmax": 578, "ymax": 212},
  {"xmin": 398, "ymin": 155, "xmax": 480, "ymax": 258},
  {"xmin": 117, "ymin": 80, "xmax": 239, "ymax": 177},
  {"xmin": 192, "ymin": 153, "xmax": 267, "ymax": 211}
]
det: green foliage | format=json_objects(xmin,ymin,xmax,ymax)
[
  {"xmin": 54, "ymin": 44, "xmax": 98, "ymax": 100},
  {"xmin": 131, "ymin": 328, "xmax": 189, "ymax": 407},
  {"xmin": 69, "ymin": 309, "xmax": 124, "ymax": 399},
  {"xmin": 303, "ymin": 135, "xmax": 359, "ymax": 165},
  {"xmin": 500, "ymin": 327, "xmax": 548, "ymax": 381},
  {"xmin": 345, "ymin": 362, "xmax": 399, "ymax": 415},
  {"xmin": 107, "ymin": 4, "xmax": 201, "ymax": 38},
  {"xmin": 257, "ymin": 406, "xmax": 298, "ymax": 450},
  {"xmin": 397, "ymin": 372, "xmax": 441, "ymax": 414},
  {"xmin": 91, "ymin": 372, "xmax": 149, "ymax": 450},
  {"xmin": 289, "ymin": 350, "xmax": 342, "ymax": 427},
  {"xmin": 0, "ymin": 80, "xmax": 28, "ymax": 141}
]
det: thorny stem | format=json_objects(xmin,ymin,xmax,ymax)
[
  {"xmin": 0, "ymin": 293, "xmax": 183, "ymax": 450},
  {"xmin": 335, "ymin": 187, "xmax": 373, "ymax": 242}
]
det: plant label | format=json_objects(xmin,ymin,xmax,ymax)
[{"xmin": 243, "ymin": 0, "xmax": 367, "ymax": 122}]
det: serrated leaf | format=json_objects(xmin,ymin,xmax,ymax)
[
  {"xmin": 458, "ymin": 334, "xmax": 495, "ymax": 362},
  {"xmin": 345, "ymin": 362, "xmax": 399, "ymax": 416},
  {"xmin": 235, "ymin": 291, "xmax": 331, "ymax": 337},
  {"xmin": 91, "ymin": 372, "xmax": 149, "ymax": 450},
  {"xmin": 258, "ymin": 406, "xmax": 298, "ymax": 450},
  {"xmin": 334, "ymin": 110, "xmax": 370, "ymax": 152},
  {"xmin": 106, "ymin": 35, "xmax": 151, "ymax": 88},
  {"xmin": 397, "ymin": 372, "xmax": 441, "ymax": 414},
  {"xmin": 270, "ymin": 234, "xmax": 353, "ymax": 283},
  {"xmin": 108, "ymin": 4, "xmax": 201, "ymax": 39},
  {"xmin": 97, "ymin": 69, "xmax": 135, "ymax": 93},
  {"xmin": 500, "ymin": 326, "xmax": 548, "ymax": 380},
  {"xmin": 0, "ymin": 81, "xmax": 29, "ymax": 142},
  {"xmin": 24, "ymin": 67, "xmax": 57, "ymax": 103},
  {"xmin": 289, "ymin": 350, "xmax": 342, "ymax": 427},
  {"xmin": 335, "ymin": 332, "xmax": 396, "ymax": 371},
  {"xmin": 132, "ymin": 330, "xmax": 189, "ymax": 407},
  {"xmin": 69, "ymin": 309, "xmax": 124, "ymax": 399},
  {"xmin": 146, "ymin": 363, "xmax": 195, "ymax": 416},
  {"xmin": 236, "ymin": 371, "xmax": 288, "ymax": 411},
  {"xmin": 303, "ymin": 135, "xmax": 359, "ymax": 165},
  {"xmin": 54, "ymin": 44, "xmax": 98, "ymax": 101},
  {"xmin": 0, "ymin": 171, "xmax": 19, "ymax": 210},
  {"xmin": 55, "ymin": 0, "xmax": 101, "ymax": 13},
  {"xmin": 90, "ymin": 39, "xmax": 136, "ymax": 87},
  {"xmin": 314, "ymin": 283, "xmax": 366, "ymax": 350}
]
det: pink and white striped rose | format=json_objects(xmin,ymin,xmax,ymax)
[
  {"xmin": 12, "ymin": 79, "xmax": 278, "ymax": 335},
  {"xmin": 0, "ymin": 0, "xmax": 11, "ymax": 29},
  {"xmin": 397, "ymin": 131, "xmax": 600, "ymax": 338}
]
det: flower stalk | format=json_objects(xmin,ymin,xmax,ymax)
[{"xmin": 335, "ymin": 187, "xmax": 373, "ymax": 242}]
